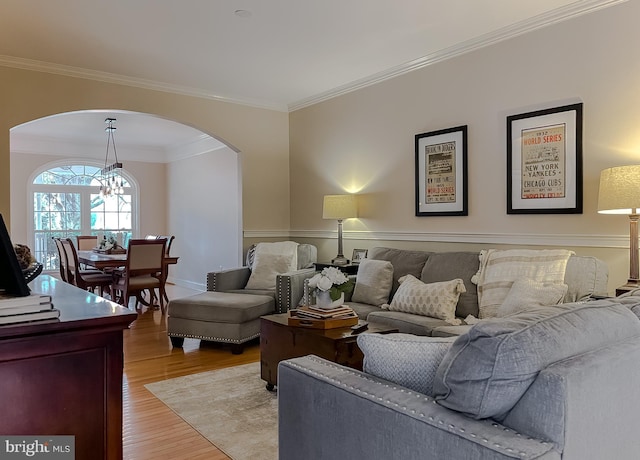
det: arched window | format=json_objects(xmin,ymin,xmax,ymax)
[{"xmin": 31, "ymin": 163, "xmax": 137, "ymax": 271}]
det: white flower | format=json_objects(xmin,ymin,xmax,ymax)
[{"xmin": 308, "ymin": 266, "xmax": 349, "ymax": 291}]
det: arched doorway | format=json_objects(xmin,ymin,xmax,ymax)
[{"xmin": 10, "ymin": 109, "xmax": 243, "ymax": 290}]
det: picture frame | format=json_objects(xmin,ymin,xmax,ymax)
[
  {"xmin": 415, "ymin": 125, "xmax": 468, "ymax": 216},
  {"xmin": 351, "ymin": 249, "xmax": 368, "ymax": 264},
  {"xmin": 0, "ymin": 213, "xmax": 31, "ymax": 297},
  {"xmin": 507, "ymin": 103, "xmax": 583, "ymax": 214}
]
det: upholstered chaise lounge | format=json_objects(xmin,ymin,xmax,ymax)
[{"xmin": 167, "ymin": 242, "xmax": 316, "ymax": 353}]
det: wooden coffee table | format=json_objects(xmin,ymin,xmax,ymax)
[{"xmin": 260, "ymin": 312, "xmax": 398, "ymax": 391}]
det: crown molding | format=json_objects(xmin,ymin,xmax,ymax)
[
  {"xmin": 0, "ymin": 55, "xmax": 289, "ymax": 113},
  {"xmin": 244, "ymin": 229, "xmax": 629, "ymax": 249},
  {"xmin": 0, "ymin": 1, "xmax": 625, "ymax": 115},
  {"xmin": 288, "ymin": 0, "xmax": 627, "ymax": 111}
]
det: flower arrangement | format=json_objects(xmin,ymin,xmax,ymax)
[{"xmin": 308, "ymin": 266, "xmax": 354, "ymax": 301}]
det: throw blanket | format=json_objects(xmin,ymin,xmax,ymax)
[{"xmin": 471, "ymin": 249, "xmax": 574, "ymax": 319}]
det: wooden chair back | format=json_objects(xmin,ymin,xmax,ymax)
[
  {"xmin": 61, "ymin": 238, "xmax": 112, "ymax": 295},
  {"xmin": 156, "ymin": 235, "xmax": 175, "ymax": 256},
  {"xmin": 76, "ymin": 235, "xmax": 98, "ymax": 250},
  {"xmin": 52, "ymin": 237, "xmax": 69, "ymax": 282},
  {"xmin": 126, "ymin": 239, "xmax": 167, "ymax": 276}
]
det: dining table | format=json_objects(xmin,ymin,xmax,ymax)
[
  {"xmin": 77, "ymin": 250, "xmax": 179, "ymax": 308},
  {"xmin": 77, "ymin": 250, "xmax": 179, "ymax": 271}
]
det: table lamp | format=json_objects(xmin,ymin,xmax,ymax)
[
  {"xmin": 598, "ymin": 165, "xmax": 640, "ymax": 292},
  {"xmin": 323, "ymin": 194, "xmax": 358, "ymax": 266}
]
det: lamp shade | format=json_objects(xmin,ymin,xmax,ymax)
[
  {"xmin": 598, "ymin": 165, "xmax": 640, "ymax": 214},
  {"xmin": 322, "ymin": 194, "xmax": 357, "ymax": 220}
]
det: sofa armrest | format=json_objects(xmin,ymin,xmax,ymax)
[
  {"xmin": 276, "ymin": 268, "xmax": 317, "ymax": 313},
  {"xmin": 278, "ymin": 356, "xmax": 559, "ymax": 460},
  {"xmin": 206, "ymin": 267, "xmax": 251, "ymax": 291}
]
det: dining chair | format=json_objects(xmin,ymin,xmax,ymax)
[
  {"xmin": 111, "ymin": 238, "xmax": 167, "ymax": 312},
  {"xmin": 76, "ymin": 235, "xmax": 98, "ymax": 250},
  {"xmin": 140, "ymin": 235, "xmax": 175, "ymax": 304},
  {"xmin": 52, "ymin": 237, "xmax": 69, "ymax": 282},
  {"xmin": 61, "ymin": 238, "xmax": 113, "ymax": 296}
]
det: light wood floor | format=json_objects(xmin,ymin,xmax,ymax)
[{"xmin": 122, "ymin": 284, "xmax": 260, "ymax": 460}]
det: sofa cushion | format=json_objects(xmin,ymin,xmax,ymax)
[
  {"xmin": 368, "ymin": 247, "xmax": 431, "ymax": 297},
  {"xmin": 245, "ymin": 241, "xmax": 298, "ymax": 290},
  {"xmin": 473, "ymin": 248, "xmax": 574, "ymax": 319},
  {"xmin": 366, "ymin": 310, "xmax": 450, "ymax": 336},
  {"xmin": 352, "ymin": 259, "xmax": 394, "ymax": 307},
  {"xmin": 358, "ymin": 333, "xmax": 456, "ymax": 396},
  {"xmin": 496, "ymin": 279, "xmax": 568, "ymax": 317},
  {"xmin": 433, "ymin": 300, "xmax": 640, "ymax": 420},
  {"xmin": 382, "ymin": 275, "xmax": 464, "ymax": 325},
  {"xmin": 563, "ymin": 255, "xmax": 609, "ymax": 301},
  {"xmin": 420, "ymin": 251, "xmax": 480, "ymax": 318}
]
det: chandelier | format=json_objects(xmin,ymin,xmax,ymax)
[{"xmin": 100, "ymin": 117, "xmax": 124, "ymax": 198}]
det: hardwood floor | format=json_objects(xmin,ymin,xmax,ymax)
[{"xmin": 122, "ymin": 284, "xmax": 260, "ymax": 459}]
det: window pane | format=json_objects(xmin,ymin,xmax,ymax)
[{"xmin": 33, "ymin": 164, "xmax": 134, "ymax": 272}]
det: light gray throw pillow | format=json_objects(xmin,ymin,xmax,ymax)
[
  {"xmin": 496, "ymin": 279, "xmax": 568, "ymax": 317},
  {"xmin": 358, "ymin": 333, "xmax": 456, "ymax": 396},
  {"xmin": 433, "ymin": 300, "xmax": 640, "ymax": 420},
  {"xmin": 352, "ymin": 259, "xmax": 393, "ymax": 307}
]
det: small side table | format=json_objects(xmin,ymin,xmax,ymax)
[
  {"xmin": 315, "ymin": 262, "xmax": 359, "ymax": 275},
  {"xmin": 615, "ymin": 284, "xmax": 640, "ymax": 296}
]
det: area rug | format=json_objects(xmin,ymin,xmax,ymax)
[{"xmin": 145, "ymin": 362, "xmax": 277, "ymax": 460}]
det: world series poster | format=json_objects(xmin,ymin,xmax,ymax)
[
  {"xmin": 520, "ymin": 123, "xmax": 566, "ymax": 200},
  {"xmin": 415, "ymin": 125, "xmax": 467, "ymax": 216},
  {"xmin": 507, "ymin": 103, "xmax": 582, "ymax": 214},
  {"xmin": 426, "ymin": 141, "xmax": 456, "ymax": 204}
]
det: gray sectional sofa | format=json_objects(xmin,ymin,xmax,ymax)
[
  {"xmin": 330, "ymin": 247, "xmax": 609, "ymax": 336},
  {"xmin": 278, "ymin": 294, "xmax": 640, "ymax": 459}
]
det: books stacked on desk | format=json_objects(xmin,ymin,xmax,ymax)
[
  {"xmin": 294, "ymin": 304, "xmax": 357, "ymax": 320},
  {"xmin": 0, "ymin": 293, "xmax": 59, "ymax": 325}
]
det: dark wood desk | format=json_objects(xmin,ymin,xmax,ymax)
[
  {"xmin": 0, "ymin": 275, "xmax": 137, "ymax": 460},
  {"xmin": 260, "ymin": 313, "xmax": 397, "ymax": 391}
]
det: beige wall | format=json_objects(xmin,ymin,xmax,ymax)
[
  {"xmin": 167, "ymin": 145, "xmax": 242, "ymax": 288},
  {"xmin": 4, "ymin": 3, "xmax": 640, "ymax": 295},
  {"xmin": 0, "ymin": 66, "xmax": 290, "ymax": 234},
  {"xmin": 289, "ymin": 1, "xmax": 639, "ymax": 294}
]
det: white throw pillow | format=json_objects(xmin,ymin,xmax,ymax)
[
  {"xmin": 245, "ymin": 242, "xmax": 298, "ymax": 290},
  {"xmin": 472, "ymin": 249, "xmax": 574, "ymax": 319},
  {"xmin": 351, "ymin": 259, "xmax": 394, "ymax": 306},
  {"xmin": 358, "ymin": 333, "xmax": 456, "ymax": 396},
  {"xmin": 382, "ymin": 275, "xmax": 464, "ymax": 325},
  {"xmin": 497, "ymin": 279, "xmax": 568, "ymax": 317}
]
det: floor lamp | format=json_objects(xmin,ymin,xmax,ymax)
[
  {"xmin": 323, "ymin": 194, "xmax": 358, "ymax": 266},
  {"xmin": 598, "ymin": 165, "xmax": 640, "ymax": 292}
]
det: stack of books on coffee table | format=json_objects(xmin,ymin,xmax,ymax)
[
  {"xmin": 288, "ymin": 304, "xmax": 358, "ymax": 329},
  {"xmin": 0, "ymin": 293, "xmax": 59, "ymax": 325}
]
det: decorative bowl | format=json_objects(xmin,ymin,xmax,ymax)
[{"xmin": 23, "ymin": 262, "xmax": 43, "ymax": 283}]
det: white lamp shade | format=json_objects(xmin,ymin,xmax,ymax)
[
  {"xmin": 322, "ymin": 194, "xmax": 358, "ymax": 220},
  {"xmin": 598, "ymin": 165, "xmax": 640, "ymax": 214}
]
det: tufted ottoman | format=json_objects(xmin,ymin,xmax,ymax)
[{"xmin": 167, "ymin": 291, "xmax": 275, "ymax": 354}]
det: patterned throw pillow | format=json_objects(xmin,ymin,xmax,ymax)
[
  {"xmin": 497, "ymin": 279, "xmax": 568, "ymax": 317},
  {"xmin": 358, "ymin": 333, "xmax": 456, "ymax": 396},
  {"xmin": 382, "ymin": 275, "xmax": 465, "ymax": 325}
]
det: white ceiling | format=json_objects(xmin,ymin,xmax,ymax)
[{"xmin": 3, "ymin": 0, "xmax": 625, "ymax": 160}]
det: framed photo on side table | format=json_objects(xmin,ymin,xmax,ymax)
[
  {"xmin": 352, "ymin": 249, "xmax": 368, "ymax": 264},
  {"xmin": 415, "ymin": 125, "xmax": 468, "ymax": 216},
  {"xmin": 507, "ymin": 103, "xmax": 583, "ymax": 214}
]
